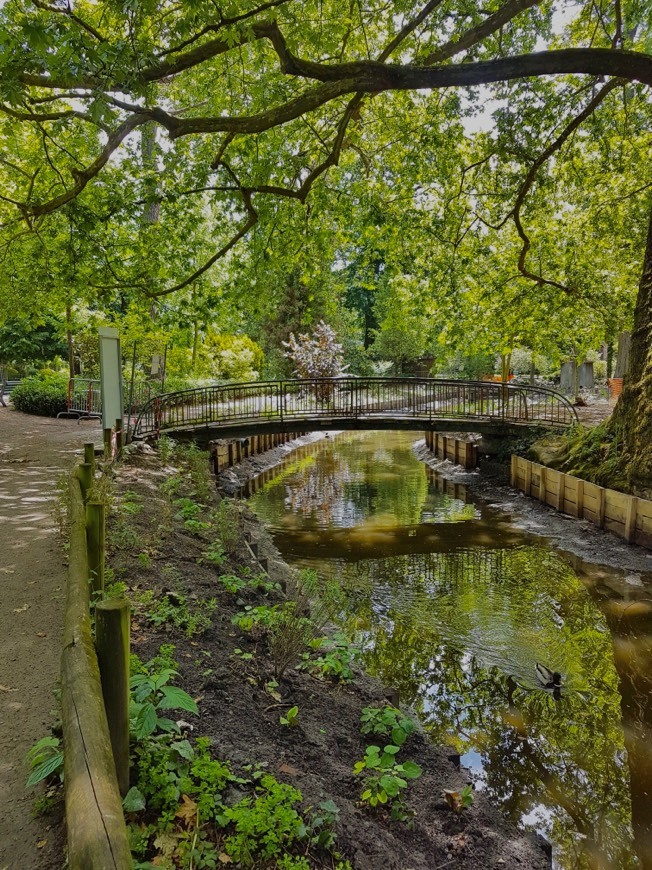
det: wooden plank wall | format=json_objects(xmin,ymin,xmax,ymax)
[
  {"xmin": 212, "ymin": 431, "xmax": 304, "ymax": 473},
  {"xmin": 510, "ymin": 455, "xmax": 652, "ymax": 549},
  {"xmin": 424, "ymin": 431, "xmax": 478, "ymax": 470}
]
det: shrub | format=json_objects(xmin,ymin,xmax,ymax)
[{"xmin": 11, "ymin": 374, "xmax": 68, "ymax": 416}]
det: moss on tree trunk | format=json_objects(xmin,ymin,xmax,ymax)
[{"xmin": 610, "ymin": 202, "xmax": 652, "ymax": 498}]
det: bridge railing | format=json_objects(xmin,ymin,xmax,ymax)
[{"xmin": 133, "ymin": 377, "xmax": 578, "ymax": 438}]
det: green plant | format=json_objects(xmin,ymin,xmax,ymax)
[
  {"xmin": 211, "ymin": 499, "xmax": 243, "ymax": 554},
  {"xmin": 360, "ymin": 705, "xmax": 416, "ymax": 747},
  {"xmin": 174, "ymin": 497, "xmax": 204, "ymax": 520},
  {"xmin": 137, "ymin": 551, "xmax": 152, "ymax": 568},
  {"xmin": 26, "ymin": 736, "xmax": 64, "ymax": 788},
  {"xmin": 279, "ymin": 705, "xmax": 299, "ymax": 728},
  {"xmin": 232, "ymin": 604, "xmax": 278, "ymax": 632},
  {"xmin": 268, "ymin": 602, "xmax": 316, "ymax": 680},
  {"xmin": 120, "ymin": 490, "xmax": 143, "ymax": 515},
  {"xmin": 202, "ymin": 541, "xmax": 226, "ymax": 567},
  {"xmin": 217, "ymin": 774, "xmax": 306, "ymax": 867},
  {"xmin": 307, "ymin": 634, "xmax": 356, "ymax": 682},
  {"xmin": 11, "ymin": 373, "xmax": 68, "ymax": 417},
  {"xmin": 158, "ymin": 435, "xmax": 175, "ymax": 464},
  {"xmin": 135, "ymin": 588, "xmax": 217, "ymax": 637},
  {"xmin": 353, "ymin": 744, "xmax": 422, "ymax": 818},
  {"xmin": 129, "ymin": 657, "xmax": 198, "ymax": 739},
  {"xmin": 233, "ymin": 648, "xmax": 254, "ymax": 661}
]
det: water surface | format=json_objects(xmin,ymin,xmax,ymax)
[{"xmin": 249, "ymin": 431, "xmax": 652, "ymax": 870}]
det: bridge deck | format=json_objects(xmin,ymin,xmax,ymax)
[{"xmin": 133, "ymin": 377, "xmax": 578, "ymax": 441}]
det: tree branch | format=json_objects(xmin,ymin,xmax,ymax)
[{"xmin": 421, "ymin": 0, "xmax": 543, "ymax": 65}]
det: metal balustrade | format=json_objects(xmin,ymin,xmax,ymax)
[{"xmin": 132, "ymin": 378, "xmax": 578, "ymax": 440}]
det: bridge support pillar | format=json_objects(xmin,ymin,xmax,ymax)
[{"xmin": 478, "ymin": 433, "xmax": 506, "ymax": 456}]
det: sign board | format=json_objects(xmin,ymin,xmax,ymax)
[{"xmin": 99, "ymin": 327, "xmax": 123, "ymax": 430}]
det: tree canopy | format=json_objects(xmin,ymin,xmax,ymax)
[{"xmin": 2, "ymin": 1, "xmax": 652, "ymax": 489}]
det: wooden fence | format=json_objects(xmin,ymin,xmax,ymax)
[
  {"xmin": 63, "ymin": 452, "xmax": 131, "ymax": 869},
  {"xmin": 424, "ymin": 431, "xmax": 478, "ymax": 470},
  {"xmin": 211, "ymin": 431, "xmax": 305, "ymax": 473},
  {"xmin": 510, "ymin": 455, "xmax": 652, "ymax": 549}
]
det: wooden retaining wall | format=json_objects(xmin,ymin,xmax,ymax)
[
  {"xmin": 510, "ymin": 455, "xmax": 652, "ymax": 549},
  {"xmin": 211, "ymin": 431, "xmax": 306, "ymax": 473},
  {"xmin": 424, "ymin": 431, "xmax": 478, "ymax": 470},
  {"xmin": 63, "ymin": 469, "xmax": 131, "ymax": 869}
]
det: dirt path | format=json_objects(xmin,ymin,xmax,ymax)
[{"xmin": 0, "ymin": 405, "xmax": 101, "ymax": 869}]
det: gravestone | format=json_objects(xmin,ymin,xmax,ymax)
[
  {"xmin": 578, "ymin": 361, "xmax": 594, "ymax": 389},
  {"xmin": 560, "ymin": 361, "xmax": 577, "ymax": 395}
]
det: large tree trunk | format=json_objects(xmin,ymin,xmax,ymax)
[{"xmin": 611, "ymin": 202, "xmax": 652, "ymax": 498}]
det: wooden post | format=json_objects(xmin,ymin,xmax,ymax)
[
  {"xmin": 442, "ymin": 436, "xmax": 448, "ymax": 462},
  {"xmin": 538, "ymin": 466, "xmax": 547, "ymax": 504},
  {"xmin": 597, "ymin": 487, "xmax": 606, "ymax": 528},
  {"xmin": 77, "ymin": 463, "xmax": 93, "ymax": 502},
  {"xmin": 86, "ymin": 502, "xmax": 105, "ymax": 595},
  {"xmin": 63, "ymin": 474, "xmax": 131, "ymax": 869},
  {"xmin": 114, "ymin": 418, "xmax": 123, "ymax": 458},
  {"xmin": 228, "ymin": 443, "xmax": 234, "ymax": 466},
  {"xmin": 95, "ymin": 599, "xmax": 130, "ymax": 797},
  {"xmin": 510, "ymin": 455, "xmax": 517, "ymax": 487},
  {"xmin": 625, "ymin": 496, "xmax": 639, "ymax": 543},
  {"xmin": 453, "ymin": 439, "xmax": 459, "ymax": 466},
  {"xmin": 84, "ymin": 442, "xmax": 96, "ymax": 476},
  {"xmin": 525, "ymin": 461, "xmax": 532, "ymax": 496},
  {"xmin": 557, "ymin": 471, "xmax": 566, "ymax": 512},
  {"xmin": 576, "ymin": 478, "xmax": 584, "ymax": 519},
  {"xmin": 103, "ymin": 427, "xmax": 112, "ymax": 460}
]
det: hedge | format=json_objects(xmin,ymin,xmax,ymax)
[{"xmin": 11, "ymin": 374, "xmax": 68, "ymax": 417}]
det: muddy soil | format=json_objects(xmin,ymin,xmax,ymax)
[
  {"xmin": 109, "ymin": 444, "xmax": 550, "ymax": 869},
  {"xmin": 0, "ymin": 404, "xmax": 101, "ymax": 870}
]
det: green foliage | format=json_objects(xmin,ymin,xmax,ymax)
[
  {"xmin": 268, "ymin": 602, "xmax": 316, "ymax": 680},
  {"xmin": 232, "ymin": 604, "xmax": 278, "ymax": 632},
  {"xmin": 204, "ymin": 333, "xmax": 264, "ymax": 382},
  {"xmin": 353, "ymin": 744, "xmax": 422, "ymax": 819},
  {"xmin": 129, "ymin": 654, "xmax": 198, "ymax": 740},
  {"xmin": 218, "ymin": 775, "xmax": 306, "ymax": 866},
  {"xmin": 0, "ymin": 316, "xmax": 67, "ymax": 371},
  {"xmin": 11, "ymin": 373, "xmax": 67, "ymax": 417},
  {"xmin": 135, "ymin": 588, "xmax": 217, "ymax": 638},
  {"xmin": 279, "ymin": 706, "xmax": 299, "ymax": 728},
  {"xmin": 360, "ymin": 706, "xmax": 416, "ymax": 747},
  {"xmin": 306, "ymin": 634, "xmax": 356, "ymax": 683},
  {"xmin": 26, "ymin": 736, "xmax": 64, "ymax": 788}
]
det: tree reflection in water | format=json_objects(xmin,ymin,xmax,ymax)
[{"xmin": 249, "ymin": 432, "xmax": 649, "ymax": 869}]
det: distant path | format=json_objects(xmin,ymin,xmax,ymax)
[{"xmin": 0, "ymin": 405, "xmax": 101, "ymax": 870}]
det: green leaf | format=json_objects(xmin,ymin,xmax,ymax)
[
  {"xmin": 383, "ymin": 744, "xmax": 400, "ymax": 754},
  {"xmin": 171, "ymin": 739, "xmax": 194, "ymax": 760},
  {"xmin": 400, "ymin": 761, "xmax": 422, "ymax": 780},
  {"xmin": 158, "ymin": 685, "xmax": 199, "ymax": 714},
  {"xmin": 26, "ymin": 752, "xmax": 63, "ymax": 787},
  {"xmin": 391, "ymin": 727, "xmax": 407, "ymax": 746},
  {"xmin": 122, "ymin": 786, "xmax": 146, "ymax": 812}
]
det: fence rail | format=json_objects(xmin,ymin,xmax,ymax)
[{"xmin": 133, "ymin": 377, "xmax": 578, "ymax": 439}]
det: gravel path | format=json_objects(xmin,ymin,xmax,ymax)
[{"xmin": 0, "ymin": 405, "xmax": 101, "ymax": 869}]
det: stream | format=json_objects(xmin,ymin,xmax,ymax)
[{"xmin": 246, "ymin": 430, "xmax": 652, "ymax": 870}]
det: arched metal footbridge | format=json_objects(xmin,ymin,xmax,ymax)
[{"xmin": 132, "ymin": 377, "xmax": 577, "ymax": 441}]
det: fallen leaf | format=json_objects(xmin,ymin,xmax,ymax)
[
  {"xmin": 12, "ymin": 604, "xmax": 30, "ymax": 613},
  {"xmin": 267, "ymin": 689, "xmax": 282, "ymax": 702},
  {"xmin": 36, "ymin": 840, "xmax": 47, "ymax": 849},
  {"xmin": 175, "ymin": 794, "xmax": 197, "ymax": 826},
  {"xmin": 36, "ymin": 632, "xmax": 47, "ymax": 638},
  {"xmin": 443, "ymin": 790, "xmax": 462, "ymax": 814},
  {"xmin": 218, "ymin": 854, "xmax": 233, "ymax": 864},
  {"xmin": 278, "ymin": 763, "xmax": 300, "ymax": 776},
  {"xmin": 0, "ymin": 568, "xmax": 15, "ymax": 574},
  {"xmin": 0, "ymin": 685, "xmax": 16, "ymax": 693}
]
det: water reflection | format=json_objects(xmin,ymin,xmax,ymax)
[{"xmin": 248, "ymin": 431, "xmax": 652, "ymax": 869}]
